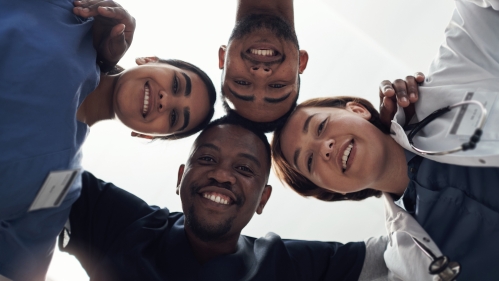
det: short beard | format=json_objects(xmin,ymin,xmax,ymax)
[
  {"xmin": 186, "ymin": 205, "xmax": 235, "ymax": 242},
  {"xmin": 229, "ymin": 14, "xmax": 299, "ymax": 49}
]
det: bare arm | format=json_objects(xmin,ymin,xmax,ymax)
[{"xmin": 236, "ymin": 0, "xmax": 294, "ymax": 27}]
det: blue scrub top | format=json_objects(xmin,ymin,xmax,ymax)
[
  {"xmin": 396, "ymin": 151, "xmax": 499, "ymax": 280},
  {"xmin": 0, "ymin": 0, "xmax": 100, "ymax": 218}
]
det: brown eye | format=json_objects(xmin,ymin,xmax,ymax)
[
  {"xmin": 173, "ymin": 75, "xmax": 179, "ymax": 94},
  {"xmin": 269, "ymin": 84, "xmax": 285, "ymax": 88},
  {"xmin": 318, "ymin": 119, "xmax": 327, "ymax": 136},
  {"xmin": 170, "ymin": 110, "xmax": 177, "ymax": 127}
]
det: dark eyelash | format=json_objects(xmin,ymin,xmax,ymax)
[
  {"xmin": 307, "ymin": 155, "xmax": 312, "ymax": 173},
  {"xmin": 170, "ymin": 110, "xmax": 177, "ymax": 127},
  {"xmin": 238, "ymin": 166, "xmax": 253, "ymax": 173},
  {"xmin": 317, "ymin": 119, "xmax": 327, "ymax": 136},
  {"xmin": 173, "ymin": 75, "xmax": 179, "ymax": 94},
  {"xmin": 269, "ymin": 84, "xmax": 285, "ymax": 88},
  {"xmin": 199, "ymin": 156, "xmax": 215, "ymax": 162}
]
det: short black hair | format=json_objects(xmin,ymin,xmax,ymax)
[{"xmin": 200, "ymin": 115, "xmax": 271, "ymax": 170}]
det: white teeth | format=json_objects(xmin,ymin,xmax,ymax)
[
  {"xmin": 203, "ymin": 193, "xmax": 230, "ymax": 205},
  {"xmin": 342, "ymin": 143, "xmax": 354, "ymax": 170},
  {"xmin": 250, "ymin": 48, "xmax": 275, "ymax": 56},
  {"xmin": 142, "ymin": 84, "xmax": 150, "ymax": 115}
]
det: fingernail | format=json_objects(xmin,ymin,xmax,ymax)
[
  {"xmin": 410, "ymin": 93, "xmax": 416, "ymax": 99},
  {"xmin": 401, "ymin": 97, "xmax": 408, "ymax": 103}
]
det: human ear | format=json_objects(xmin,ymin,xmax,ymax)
[
  {"xmin": 218, "ymin": 45, "xmax": 227, "ymax": 70},
  {"xmin": 346, "ymin": 102, "xmax": 371, "ymax": 120},
  {"xmin": 176, "ymin": 164, "xmax": 185, "ymax": 195},
  {"xmin": 135, "ymin": 56, "xmax": 160, "ymax": 66},
  {"xmin": 298, "ymin": 50, "xmax": 309, "ymax": 74},
  {"xmin": 256, "ymin": 185, "xmax": 272, "ymax": 215}
]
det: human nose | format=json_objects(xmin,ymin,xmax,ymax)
[
  {"xmin": 320, "ymin": 139, "xmax": 334, "ymax": 160},
  {"xmin": 207, "ymin": 165, "xmax": 236, "ymax": 186},
  {"xmin": 158, "ymin": 90, "xmax": 170, "ymax": 113},
  {"xmin": 250, "ymin": 64, "xmax": 272, "ymax": 77}
]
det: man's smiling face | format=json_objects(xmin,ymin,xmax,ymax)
[
  {"xmin": 220, "ymin": 14, "xmax": 308, "ymax": 123},
  {"xmin": 176, "ymin": 124, "xmax": 271, "ymax": 242}
]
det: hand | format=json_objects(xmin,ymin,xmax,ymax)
[
  {"xmin": 73, "ymin": 0, "xmax": 136, "ymax": 73},
  {"xmin": 379, "ymin": 72, "xmax": 425, "ymax": 128}
]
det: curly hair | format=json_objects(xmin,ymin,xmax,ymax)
[{"xmin": 271, "ymin": 96, "xmax": 387, "ymax": 202}]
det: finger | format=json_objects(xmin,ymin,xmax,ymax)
[
  {"xmin": 76, "ymin": 0, "xmax": 114, "ymax": 8},
  {"xmin": 379, "ymin": 80, "xmax": 395, "ymax": 99},
  {"xmin": 379, "ymin": 96, "xmax": 396, "ymax": 128},
  {"xmin": 414, "ymin": 71, "xmax": 425, "ymax": 84},
  {"xmin": 73, "ymin": 6, "xmax": 97, "ymax": 18},
  {"xmin": 97, "ymin": 6, "xmax": 133, "ymax": 26},
  {"xmin": 405, "ymin": 75, "xmax": 419, "ymax": 103},
  {"xmin": 393, "ymin": 79, "xmax": 410, "ymax": 107}
]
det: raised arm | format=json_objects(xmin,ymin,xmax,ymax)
[
  {"xmin": 236, "ymin": 0, "xmax": 294, "ymax": 26},
  {"xmin": 73, "ymin": 0, "xmax": 136, "ymax": 73}
]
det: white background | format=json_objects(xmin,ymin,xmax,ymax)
[{"xmin": 47, "ymin": 0, "xmax": 455, "ymax": 279}]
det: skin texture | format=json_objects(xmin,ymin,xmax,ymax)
[
  {"xmin": 176, "ymin": 124, "xmax": 272, "ymax": 263},
  {"xmin": 77, "ymin": 57, "xmax": 210, "ymax": 136},
  {"xmin": 219, "ymin": 0, "xmax": 309, "ymax": 123},
  {"xmin": 279, "ymin": 105, "xmax": 408, "ymax": 196},
  {"xmin": 379, "ymin": 73, "xmax": 425, "ymax": 127},
  {"xmin": 73, "ymin": 0, "xmax": 136, "ymax": 72},
  {"xmin": 113, "ymin": 59, "xmax": 210, "ymax": 135}
]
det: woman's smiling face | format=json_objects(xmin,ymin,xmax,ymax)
[
  {"xmin": 113, "ymin": 62, "xmax": 210, "ymax": 136},
  {"xmin": 279, "ymin": 104, "xmax": 391, "ymax": 194}
]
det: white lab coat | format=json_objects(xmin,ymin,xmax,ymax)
[
  {"xmin": 360, "ymin": 194, "xmax": 443, "ymax": 281},
  {"xmin": 390, "ymin": 0, "xmax": 499, "ymax": 167}
]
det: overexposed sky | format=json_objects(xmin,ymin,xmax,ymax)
[{"xmin": 47, "ymin": 0, "xmax": 455, "ymax": 279}]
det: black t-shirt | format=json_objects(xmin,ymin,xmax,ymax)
[{"xmin": 60, "ymin": 171, "xmax": 366, "ymax": 281}]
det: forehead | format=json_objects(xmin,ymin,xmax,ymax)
[{"xmin": 193, "ymin": 125, "xmax": 268, "ymax": 161}]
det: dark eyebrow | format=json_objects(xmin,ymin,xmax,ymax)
[
  {"xmin": 181, "ymin": 72, "xmax": 191, "ymax": 96},
  {"xmin": 239, "ymin": 153, "xmax": 261, "ymax": 168},
  {"xmin": 229, "ymin": 87, "xmax": 254, "ymax": 102},
  {"xmin": 264, "ymin": 92, "xmax": 291, "ymax": 104},
  {"xmin": 178, "ymin": 107, "xmax": 190, "ymax": 131},
  {"xmin": 303, "ymin": 114, "xmax": 317, "ymax": 134},
  {"xmin": 198, "ymin": 143, "xmax": 220, "ymax": 151},
  {"xmin": 293, "ymin": 148, "xmax": 301, "ymax": 169}
]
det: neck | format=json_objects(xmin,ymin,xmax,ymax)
[
  {"xmin": 77, "ymin": 74, "xmax": 118, "ymax": 126},
  {"xmin": 373, "ymin": 136, "xmax": 410, "ymax": 196},
  {"xmin": 184, "ymin": 226, "xmax": 239, "ymax": 264},
  {"xmin": 236, "ymin": 0, "xmax": 294, "ymax": 26}
]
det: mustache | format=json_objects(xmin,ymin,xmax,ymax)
[{"xmin": 191, "ymin": 179, "xmax": 243, "ymax": 205}]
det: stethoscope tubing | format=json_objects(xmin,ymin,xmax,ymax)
[{"xmin": 407, "ymin": 100, "xmax": 488, "ymax": 156}]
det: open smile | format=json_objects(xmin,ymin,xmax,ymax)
[
  {"xmin": 338, "ymin": 140, "xmax": 355, "ymax": 172},
  {"xmin": 197, "ymin": 186, "xmax": 239, "ymax": 209},
  {"xmin": 245, "ymin": 43, "xmax": 283, "ymax": 63},
  {"xmin": 142, "ymin": 81, "xmax": 154, "ymax": 118}
]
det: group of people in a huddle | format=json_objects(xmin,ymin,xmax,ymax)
[{"xmin": 1, "ymin": 0, "xmax": 498, "ymax": 280}]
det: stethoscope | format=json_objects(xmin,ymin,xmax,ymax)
[
  {"xmin": 403, "ymin": 100, "xmax": 488, "ymax": 156},
  {"xmin": 412, "ymin": 237, "xmax": 461, "ymax": 281}
]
